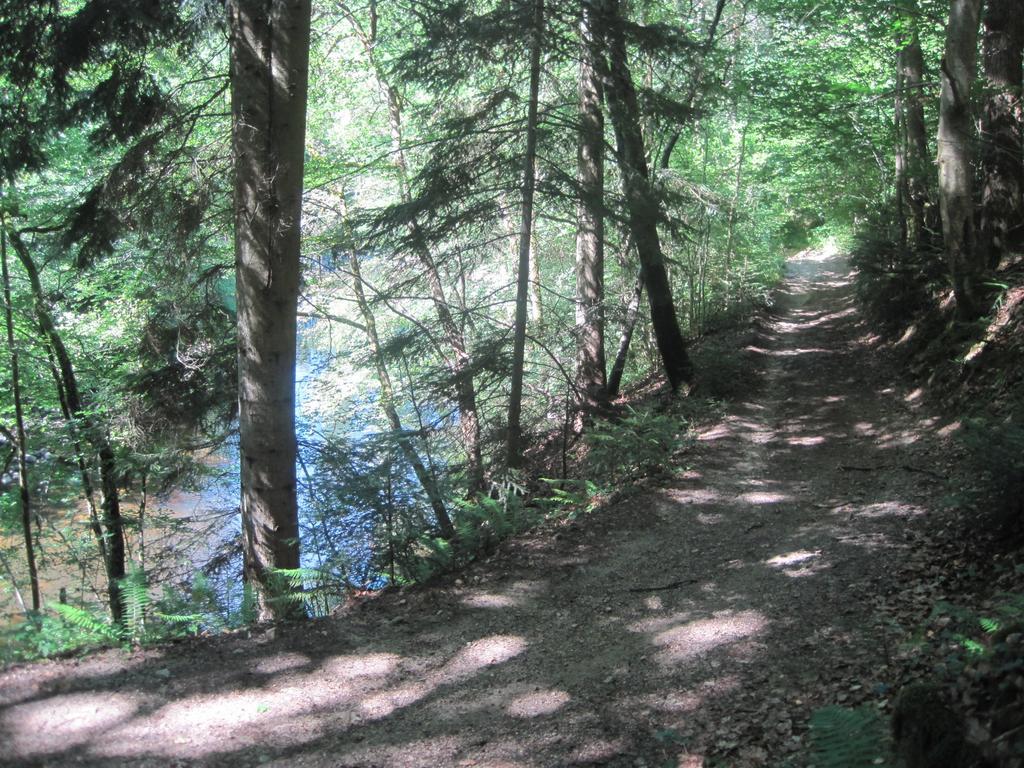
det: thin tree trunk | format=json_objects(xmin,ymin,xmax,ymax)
[
  {"xmin": 528, "ymin": 198, "xmax": 543, "ymax": 326},
  {"xmin": 574, "ymin": 0, "xmax": 607, "ymax": 414},
  {"xmin": 341, "ymin": 1, "xmax": 485, "ymax": 493},
  {"xmin": 0, "ymin": 547, "xmax": 29, "ymax": 618},
  {"xmin": 937, "ymin": 0, "xmax": 984, "ymax": 319},
  {"xmin": 979, "ymin": 0, "xmax": 1024, "ymax": 266},
  {"xmin": 725, "ymin": 123, "xmax": 748, "ymax": 273},
  {"xmin": 607, "ymin": 269, "xmax": 643, "ymax": 398},
  {"xmin": 43, "ymin": 346, "xmax": 109, "ymax": 578},
  {"xmin": 506, "ymin": 0, "xmax": 544, "ymax": 469},
  {"xmin": 347, "ymin": 247, "xmax": 456, "ymax": 539},
  {"xmin": 599, "ymin": 0, "xmax": 692, "ymax": 391},
  {"xmin": 229, "ymin": 0, "xmax": 311, "ymax": 621},
  {"xmin": 138, "ymin": 470, "xmax": 147, "ymax": 572},
  {"xmin": 1, "ymin": 223, "xmax": 39, "ymax": 611},
  {"xmin": 9, "ymin": 230, "xmax": 125, "ymax": 623}
]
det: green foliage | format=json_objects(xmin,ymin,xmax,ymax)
[
  {"xmin": 389, "ymin": 491, "xmax": 543, "ymax": 583},
  {"xmin": 537, "ymin": 478, "xmax": 601, "ymax": 519},
  {"xmin": 267, "ymin": 566, "xmax": 345, "ymax": 618},
  {"xmin": 961, "ymin": 418, "xmax": 1024, "ymax": 537},
  {"xmin": 586, "ymin": 406, "xmax": 690, "ymax": 487},
  {"xmin": 51, "ymin": 603, "xmax": 122, "ymax": 645},
  {"xmin": 809, "ymin": 705, "xmax": 893, "ymax": 768},
  {"xmin": 119, "ymin": 566, "xmax": 151, "ymax": 644},
  {"xmin": 851, "ymin": 223, "xmax": 942, "ymax": 334}
]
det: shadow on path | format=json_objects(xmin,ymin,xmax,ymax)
[{"xmin": 0, "ymin": 249, "xmax": 957, "ymax": 767}]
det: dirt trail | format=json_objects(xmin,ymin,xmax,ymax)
[{"xmin": 0, "ymin": 251, "xmax": 957, "ymax": 767}]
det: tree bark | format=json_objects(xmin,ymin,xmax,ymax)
[
  {"xmin": 606, "ymin": 267, "xmax": 642, "ymax": 399},
  {"xmin": 574, "ymin": 0, "xmax": 608, "ymax": 414},
  {"xmin": 9, "ymin": 230, "xmax": 125, "ymax": 623},
  {"xmin": 599, "ymin": 0, "xmax": 692, "ymax": 390},
  {"xmin": 895, "ymin": 56, "xmax": 910, "ymax": 257},
  {"xmin": 228, "ymin": 0, "xmax": 311, "ymax": 621},
  {"xmin": 506, "ymin": 0, "xmax": 544, "ymax": 469},
  {"xmin": 937, "ymin": 0, "xmax": 984, "ymax": 319},
  {"xmin": 900, "ymin": 26, "xmax": 935, "ymax": 248},
  {"xmin": 979, "ymin": 0, "xmax": 1024, "ymax": 266},
  {"xmin": 1, "ymin": 222, "xmax": 40, "ymax": 612}
]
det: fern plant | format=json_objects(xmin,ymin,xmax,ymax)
[
  {"xmin": 119, "ymin": 566, "xmax": 152, "ymax": 644},
  {"xmin": 809, "ymin": 705, "xmax": 893, "ymax": 768}
]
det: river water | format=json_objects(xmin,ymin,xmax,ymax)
[{"xmin": 1, "ymin": 344, "xmax": 390, "ymax": 625}]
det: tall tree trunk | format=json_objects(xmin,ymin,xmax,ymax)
[
  {"xmin": 341, "ymin": 1, "xmax": 485, "ymax": 493},
  {"xmin": 599, "ymin": 0, "xmax": 692, "ymax": 390},
  {"xmin": 895, "ymin": 57, "xmax": 910, "ymax": 258},
  {"xmin": 1, "ymin": 223, "xmax": 39, "ymax": 612},
  {"xmin": 346, "ymin": 247, "xmax": 456, "ymax": 540},
  {"xmin": 937, "ymin": 0, "xmax": 984, "ymax": 319},
  {"xmin": 506, "ymin": 0, "xmax": 544, "ymax": 469},
  {"xmin": 899, "ymin": 0, "xmax": 936, "ymax": 250},
  {"xmin": 228, "ymin": 0, "xmax": 311, "ymax": 621},
  {"xmin": 979, "ymin": 0, "xmax": 1024, "ymax": 266},
  {"xmin": 574, "ymin": 0, "xmax": 607, "ymax": 414},
  {"xmin": 8, "ymin": 230, "xmax": 125, "ymax": 623}
]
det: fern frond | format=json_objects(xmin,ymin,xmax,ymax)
[
  {"xmin": 52, "ymin": 603, "xmax": 121, "ymax": 643},
  {"xmin": 810, "ymin": 705, "xmax": 893, "ymax": 768}
]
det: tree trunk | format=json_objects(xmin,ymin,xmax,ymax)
[
  {"xmin": 342, "ymin": 1, "xmax": 486, "ymax": 494},
  {"xmin": 1, "ymin": 223, "xmax": 40, "ymax": 612},
  {"xmin": 979, "ymin": 0, "xmax": 1024, "ymax": 266},
  {"xmin": 895, "ymin": 57, "xmax": 910, "ymax": 258},
  {"xmin": 347, "ymin": 247, "xmax": 456, "ymax": 540},
  {"xmin": 937, "ymin": 0, "xmax": 984, "ymax": 319},
  {"xmin": 599, "ymin": 0, "xmax": 692, "ymax": 390},
  {"xmin": 506, "ymin": 0, "xmax": 544, "ymax": 469},
  {"xmin": 9, "ymin": 230, "xmax": 125, "ymax": 623},
  {"xmin": 899, "ymin": 0, "xmax": 936, "ymax": 250},
  {"xmin": 574, "ymin": 0, "xmax": 608, "ymax": 414},
  {"xmin": 607, "ymin": 267, "xmax": 642, "ymax": 398},
  {"xmin": 228, "ymin": 0, "xmax": 311, "ymax": 622}
]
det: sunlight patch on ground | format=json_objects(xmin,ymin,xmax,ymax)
[
  {"xmin": 360, "ymin": 681, "xmax": 431, "ymax": 719},
  {"xmin": 1, "ymin": 692, "xmax": 140, "ymax": 754},
  {"xmin": 764, "ymin": 549, "xmax": 832, "ymax": 576},
  {"xmin": 506, "ymin": 689, "xmax": 570, "ymax": 718},
  {"xmin": 320, "ymin": 652, "xmax": 401, "ymax": 680},
  {"xmin": 252, "ymin": 652, "xmax": 311, "ymax": 675},
  {"xmin": 851, "ymin": 501, "xmax": 927, "ymax": 520},
  {"xmin": 571, "ymin": 738, "xmax": 630, "ymax": 763},
  {"xmin": 786, "ymin": 435, "xmax": 826, "ymax": 446},
  {"xmin": 698, "ymin": 423, "xmax": 733, "ymax": 441},
  {"xmin": 443, "ymin": 635, "xmax": 528, "ymax": 679},
  {"xmin": 766, "ymin": 550, "xmax": 820, "ymax": 568},
  {"xmin": 739, "ymin": 491, "xmax": 791, "ymax": 505},
  {"xmin": 462, "ymin": 592, "xmax": 521, "ymax": 609},
  {"xmin": 667, "ymin": 488, "xmax": 721, "ymax": 505},
  {"xmin": 631, "ymin": 610, "xmax": 768, "ymax": 664},
  {"xmin": 766, "ymin": 347, "xmax": 832, "ymax": 357}
]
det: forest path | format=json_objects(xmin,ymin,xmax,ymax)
[{"xmin": 0, "ymin": 250, "xmax": 954, "ymax": 767}]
